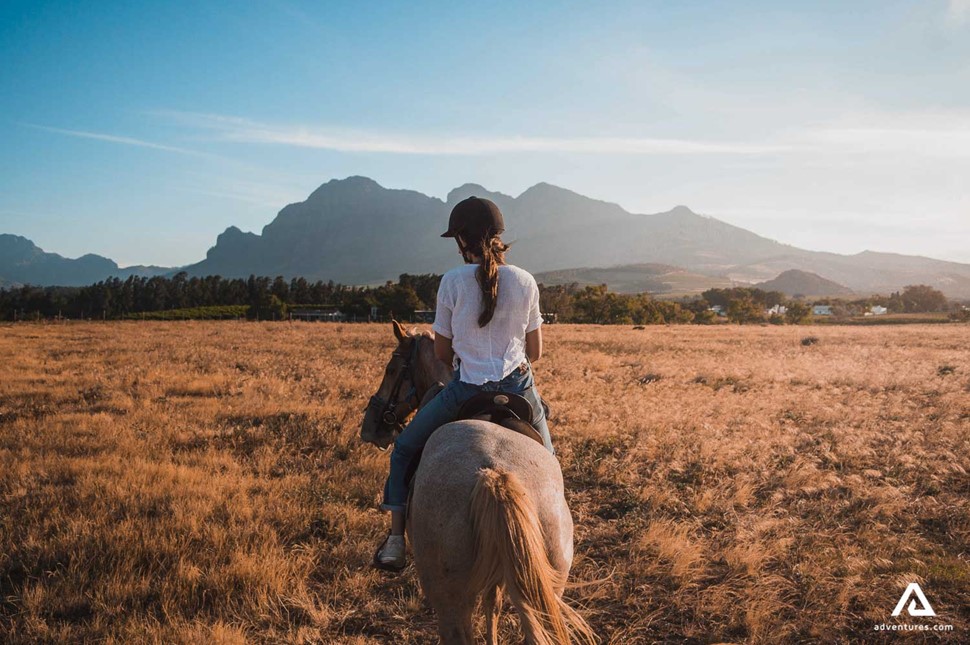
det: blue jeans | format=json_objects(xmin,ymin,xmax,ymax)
[{"xmin": 381, "ymin": 360, "xmax": 553, "ymax": 512}]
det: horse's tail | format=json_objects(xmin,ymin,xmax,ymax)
[{"xmin": 469, "ymin": 467, "xmax": 596, "ymax": 645}]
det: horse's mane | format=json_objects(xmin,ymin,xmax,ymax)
[{"xmin": 406, "ymin": 328, "xmax": 434, "ymax": 339}]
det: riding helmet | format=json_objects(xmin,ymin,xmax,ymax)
[{"xmin": 441, "ymin": 196, "xmax": 505, "ymax": 242}]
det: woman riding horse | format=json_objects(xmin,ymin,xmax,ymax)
[{"xmin": 374, "ymin": 195, "xmax": 554, "ymax": 570}]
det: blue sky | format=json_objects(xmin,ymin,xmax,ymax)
[{"xmin": 2, "ymin": 0, "xmax": 969, "ymax": 267}]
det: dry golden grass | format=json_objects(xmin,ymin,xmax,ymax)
[{"xmin": 1, "ymin": 321, "xmax": 968, "ymax": 643}]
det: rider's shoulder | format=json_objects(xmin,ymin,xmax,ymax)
[
  {"xmin": 441, "ymin": 264, "xmax": 476, "ymax": 284},
  {"xmin": 445, "ymin": 264, "xmax": 477, "ymax": 275},
  {"xmin": 500, "ymin": 264, "xmax": 538, "ymax": 286},
  {"xmin": 437, "ymin": 265, "xmax": 471, "ymax": 295},
  {"xmin": 442, "ymin": 263, "xmax": 536, "ymax": 287}
]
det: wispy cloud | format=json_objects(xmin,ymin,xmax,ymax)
[
  {"xmin": 804, "ymin": 126, "xmax": 970, "ymax": 157},
  {"xmin": 797, "ymin": 110, "xmax": 970, "ymax": 158},
  {"xmin": 178, "ymin": 185, "xmax": 295, "ymax": 210},
  {"xmin": 23, "ymin": 124, "xmax": 201, "ymax": 155},
  {"xmin": 150, "ymin": 109, "xmax": 970, "ymax": 160},
  {"xmin": 947, "ymin": 0, "xmax": 970, "ymax": 26},
  {"xmin": 153, "ymin": 110, "xmax": 789, "ymax": 156}
]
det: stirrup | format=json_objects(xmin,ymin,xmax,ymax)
[{"xmin": 373, "ymin": 533, "xmax": 408, "ymax": 573}]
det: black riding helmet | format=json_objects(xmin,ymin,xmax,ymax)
[{"xmin": 441, "ymin": 196, "xmax": 505, "ymax": 247}]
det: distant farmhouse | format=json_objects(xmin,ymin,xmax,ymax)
[
  {"xmin": 289, "ymin": 305, "xmax": 346, "ymax": 322},
  {"xmin": 767, "ymin": 304, "xmax": 787, "ymax": 316},
  {"xmin": 867, "ymin": 305, "xmax": 888, "ymax": 316},
  {"xmin": 812, "ymin": 305, "xmax": 833, "ymax": 316}
]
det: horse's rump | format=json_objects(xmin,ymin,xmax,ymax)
[{"xmin": 408, "ymin": 420, "xmax": 593, "ymax": 644}]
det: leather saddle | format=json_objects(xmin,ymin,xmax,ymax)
[
  {"xmin": 418, "ymin": 384, "xmax": 548, "ymax": 448},
  {"xmin": 456, "ymin": 391, "xmax": 544, "ymax": 446}
]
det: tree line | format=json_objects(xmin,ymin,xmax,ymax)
[
  {"xmin": 0, "ymin": 273, "xmax": 441, "ymax": 321},
  {"xmin": 542, "ymin": 283, "xmax": 961, "ymax": 325},
  {"xmin": 0, "ymin": 272, "xmax": 961, "ymax": 324}
]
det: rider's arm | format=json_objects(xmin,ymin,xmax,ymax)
[
  {"xmin": 526, "ymin": 327, "xmax": 542, "ymax": 362},
  {"xmin": 434, "ymin": 333, "xmax": 454, "ymax": 366},
  {"xmin": 431, "ymin": 274, "xmax": 455, "ymax": 368},
  {"xmin": 525, "ymin": 274, "xmax": 543, "ymax": 363}
]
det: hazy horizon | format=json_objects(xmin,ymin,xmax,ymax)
[
  {"xmin": 4, "ymin": 176, "xmax": 970, "ymax": 271},
  {"xmin": 3, "ymin": 1, "xmax": 969, "ymax": 266}
]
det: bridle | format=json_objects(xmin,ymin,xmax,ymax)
[{"xmin": 366, "ymin": 338, "xmax": 420, "ymax": 449}]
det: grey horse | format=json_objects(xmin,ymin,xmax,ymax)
[{"xmin": 362, "ymin": 323, "xmax": 595, "ymax": 644}]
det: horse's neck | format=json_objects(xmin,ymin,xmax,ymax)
[{"xmin": 414, "ymin": 337, "xmax": 453, "ymax": 398}]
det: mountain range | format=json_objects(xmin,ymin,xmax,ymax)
[
  {"xmin": 0, "ymin": 234, "xmax": 170, "ymax": 287},
  {"xmin": 3, "ymin": 176, "xmax": 970, "ymax": 299}
]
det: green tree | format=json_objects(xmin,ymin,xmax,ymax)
[
  {"xmin": 764, "ymin": 290, "xmax": 786, "ymax": 308},
  {"xmin": 375, "ymin": 283, "xmax": 422, "ymax": 320},
  {"xmin": 900, "ymin": 284, "xmax": 948, "ymax": 313},
  {"xmin": 887, "ymin": 291, "xmax": 905, "ymax": 313},
  {"xmin": 398, "ymin": 273, "xmax": 442, "ymax": 309},
  {"xmin": 271, "ymin": 276, "xmax": 290, "ymax": 302},
  {"xmin": 784, "ymin": 301, "xmax": 811, "ymax": 324},
  {"xmin": 290, "ymin": 277, "xmax": 311, "ymax": 304},
  {"xmin": 269, "ymin": 294, "xmax": 287, "ymax": 319},
  {"xmin": 538, "ymin": 283, "xmax": 577, "ymax": 322},
  {"xmin": 727, "ymin": 296, "xmax": 764, "ymax": 324},
  {"xmin": 572, "ymin": 285, "xmax": 610, "ymax": 323}
]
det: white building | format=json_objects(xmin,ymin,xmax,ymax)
[
  {"xmin": 289, "ymin": 306, "xmax": 346, "ymax": 322},
  {"xmin": 869, "ymin": 305, "xmax": 888, "ymax": 316},
  {"xmin": 812, "ymin": 305, "xmax": 833, "ymax": 316}
]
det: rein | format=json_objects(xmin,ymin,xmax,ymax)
[{"xmin": 367, "ymin": 337, "xmax": 421, "ymax": 449}]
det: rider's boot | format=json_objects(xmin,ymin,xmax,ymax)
[{"xmin": 375, "ymin": 533, "xmax": 407, "ymax": 571}]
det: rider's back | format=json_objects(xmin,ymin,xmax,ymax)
[{"xmin": 432, "ymin": 263, "xmax": 543, "ymax": 386}]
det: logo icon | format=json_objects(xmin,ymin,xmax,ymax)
[{"xmin": 891, "ymin": 583, "xmax": 936, "ymax": 617}]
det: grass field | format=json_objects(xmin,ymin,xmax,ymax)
[{"xmin": 1, "ymin": 321, "xmax": 968, "ymax": 643}]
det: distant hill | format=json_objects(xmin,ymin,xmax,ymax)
[
  {"xmin": 0, "ymin": 234, "xmax": 172, "ymax": 287},
  {"xmin": 181, "ymin": 176, "xmax": 454, "ymax": 284},
  {"xmin": 755, "ymin": 269, "xmax": 853, "ymax": 297},
  {"xmin": 180, "ymin": 177, "xmax": 970, "ymax": 297},
  {"xmin": 723, "ymin": 250, "xmax": 970, "ymax": 299},
  {"xmin": 4, "ymin": 177, "xmax": 970, "ymax": 297},
  {"xmin": 535, "ymin": 263, "xmax": 735, "ymax": 295}
]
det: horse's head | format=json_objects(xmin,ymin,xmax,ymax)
[{"xmin": 361, "ymin": 320, "xmax": 426, "ymax": 449}]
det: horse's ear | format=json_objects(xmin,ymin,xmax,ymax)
[{"xmin": 392, "ymin": 319, "xmax": 406, "ymax": 342}]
